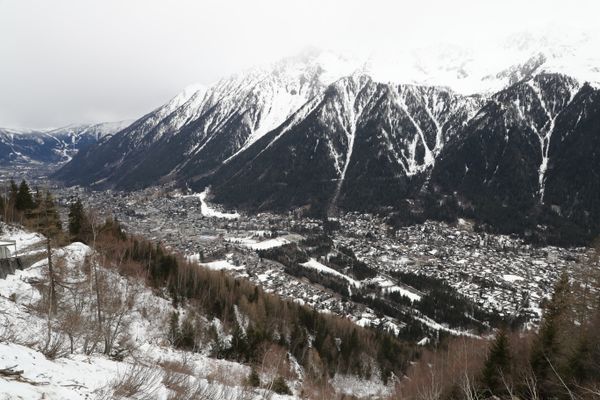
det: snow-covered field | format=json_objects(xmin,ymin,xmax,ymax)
[
  {"xmin": 300, "ymin": 258, "xmax": 360, "ymax": 287},
  {"xmin": 226, "ymin": 235, "xmax": 294, "ymax": 250},
  {"xmin": 370, "ymin": 276, "xmax": 422, "ymax": 302},
  {"xmin": 0, "ymin": 224, "xmax": 45, "ymax": 256},
  {"xmin": 198, "ymin": 188, "xmax": 239, "ymax": 219},
  {"xmin": 502, "ymin": 274, "xmax": 525, "ymax": 283},
  {"xmin": 199, "ymin": 260, "xmax": 245, "ymax": 271}
]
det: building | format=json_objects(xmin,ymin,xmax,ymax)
[{"xmin": 0, "ymin": 240, "xmax": 16, "ymax": 259}]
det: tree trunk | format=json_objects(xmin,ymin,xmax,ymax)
[
  {"xmin": 47, "ymin": 237, "xmax": 57, "ymax": 315},
  {"xmin": 93, "ymin": 262, "xmax": 102, "ymax": 326}
]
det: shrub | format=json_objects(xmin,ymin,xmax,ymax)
[
  {"xmin": 271, "ymin": 376, "xmax": 291, "ymax": 395},
  {"xmin": 247, "ymin": 368, "xmax": 260, "ymax": 387}
]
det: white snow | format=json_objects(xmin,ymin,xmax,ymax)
[
  {"xmin": 300, "ymin": 258, "xmax": 360, "ymax": 287},
  {"xmin": 414, "ymin": 315, "xmax": 479, "ymax": 338},
  {"xmin": 369, "ymin": 276, "xmax": 422, "ymax": 302},
  {"xmin": 197, "ymin": 188, "xmax": 239, "ymax": 219},
  {"xmin": 0, "ymin": 226, "xmax": 298, "ymax": 400},
  {"xmin": 246, "ymin": 237, "xmax": 290, "ymax": 250},
  {"xmin": 502, "ymin": 274, "xmax": 525, "ymax": 283},
  {"xmin": 199, "ymin": 260, "xmax": 245, "ymax": 271},
  {"xmin": 0, "ymin": 224, "xmax": 45, "ymax": 256},
  {"xmin": 385, "ymin": 286, "xmax": 422, "ymax": 302},
  {"xmin": 331, "ymin": 373, "xmax": 393, "ymax": 398},
  {"xmin": 527, "ymin": 78, "xmax": 579, "ymax": 201},
  {"xmin": 365, "ymin": 27, "xmax": 600, "ymax": 95}
]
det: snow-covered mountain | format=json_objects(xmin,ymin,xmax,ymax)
[
  {"xmin": 0, "ymin": 121, "xmax": 131, "ymax": 166},
  {"xmin": 56, "ymin": 49, "xmax": 365, "ymax": 188},
  {"xmin": 54, "ymin": 32, "xmax": 600, "ymax": 242},
  {"xmin": 430, "ymin": 73, "xmax": 600, "ymax": 242},
  {"xmin": 366, "ymin": 28, "xmax": 600, "ymax": 95},
  {"xmin": 205, "ymin": 75, "xmax": 482, "ymax": 214}
]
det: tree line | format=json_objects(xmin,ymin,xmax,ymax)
[
  {"xmin": 55, "ymin": 196, "xmax": 418, "ymax": 387},
  {"xmin": 396, "ymin": 245, "xmax": 600, "ymax": 399}
]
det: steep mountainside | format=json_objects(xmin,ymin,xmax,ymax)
[
  {"xmin": 53, "ymin": 37, "xmax": 600, "ymax": 242},
  {"xmin": 429, "ymin": 74, "xmax": 599, "ymax": 241},
  {"xmin": 203, "ymin": 75, "xmax": 480, "ymax": 215},
  {"xmin": 55, "ymin": 50, "xmax": 363, "ymax": 189}
]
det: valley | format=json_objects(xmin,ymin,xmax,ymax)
[
  {"xmin": 54, "ymin": 184, "xmax": 590, "ymax": 338},
  {"xmin": 2, "ymin": 7, "xmax": 600, "ymax": 397}
]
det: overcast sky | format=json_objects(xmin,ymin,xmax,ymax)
[{"xmin": 1, "ymin": 0, "xmax": 598, "ymax": 129}]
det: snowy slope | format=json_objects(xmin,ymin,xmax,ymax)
[
  {"xmin": 0, "ymin": 225, "xmax": 278, "ymax": 399},
  {"xmin": 55, "ymin": 49, "xmax": 363, "ymax": 189},
  {"xmin": 0, "ymin": 223, "xmax": 394, "ymax": 399},
  {"xmin": 0, "ymin": 120, "xmax": 131, "ymax": 165}
]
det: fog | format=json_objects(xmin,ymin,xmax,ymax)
[{"xmin": 0, "ymin": 0, "xmax": 597, "ymax": 128}]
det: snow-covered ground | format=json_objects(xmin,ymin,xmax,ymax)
[
  {"xmin": 198, "ymin": 188, "xmax": 239, "ymax": 219},
  {"xmin": 365, "ymin": 276, "xmax": 422, "ymax": 302},
  {"xmin": 0, "ymin": 223, "xmax": 391, "ymax": 399},
  {"xmin": 0, "ymin": 224, "xmax": 45, "ymax": 256},
  {"xmin": 502, "ymin": 274, "xmax": 525, "ymax": 283},
  {"xmin": 300, "ymin": 258, "xmax": 360, "ymax": 287},
  {"xmin": 226, "ymin": 235, "xmax": 293, "ymax": 250},
  {"xmin": 199, "ymin": 260, "xmax": 245, "ymax": 271},
  {"xmin": 0, "ymin": 224, "xmax": 296, "ymax": 399}
]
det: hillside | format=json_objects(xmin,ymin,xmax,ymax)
[{"xmin": 0, "ymin": 218, "xmax": 412, "ymax": 399}]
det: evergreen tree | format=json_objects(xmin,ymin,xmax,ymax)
[
  {"xmin": 2, "ymin": 180, "xmax": 19, "ymax": 221},
  {"xmin": 28, "ymin": 189, "xmax": 63, "ymax": 315},
  {"xmin": 179, "ymin": 315, "xmax": 195, "ymax": 350},
  {"xmin": 68, "ymin": 198, "xmax": 89, "ymax": 243},
  {"xmin": 9, "ymin": 180, "xmax": 18, "ymax": 205},
  {"xmin": 247, "ymin": 368, "xmax": 260, "ymax": 387},
  {"xmin": 271, "ymin": 376, "xmax": 291, "ymax": 395},
  {"xmin": 481, "ymin": 329, "xmax": 511, "ymax": 394},
  {"xmin": 15, "ymin": 180, "xmax": 34, "ymax": 211},
  {"xmin": 530, "ymin": 272, "xmax": 571, "ymax": 397}
]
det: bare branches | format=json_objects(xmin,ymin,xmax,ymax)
[
  {"xmin": 0, "ymin": 365, "xmax": 23, "ymax": 377},
  {"xmin": 97, "ymin": 363, "xmax": 162, "ymax": 400},
  {"xmin": 0, "ymin": 365, "xmax": 49, "ymax": 386}
]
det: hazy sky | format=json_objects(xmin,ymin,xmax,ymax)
[{"xmin": 1, "ymin": 0, "xmax": 598, "ymax": 128}]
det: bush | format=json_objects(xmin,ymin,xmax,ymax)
[
  {"xmin": 247, "ymin": 368, "xmax": 260, "ymax": 387},
  {"xmin": 271, "ymin": 376, "xmax": 291, "ymax": 395}
]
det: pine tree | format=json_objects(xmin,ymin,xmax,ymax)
[
  {"xmin": 15, "ymin": 180, "xmax": 34, "ymax": 211},
  {"xmin": 68, "ymin": 198, "xmax": 89, "ymax": 243},
  {"xmin": 247, "ymin": 368, "xmax": 260, "ymax": 387},
  {"xmin": 481, "ymin": 329, "xmax": 511, "ymax": 394},
  {"xmin": 179, "ymin": 315, "xmax": 195, "ymax": 350},
  {"xmin": 2, "ymin": 180, "xmax": 19, "ymax": 222},
  {"xmin": 8, "ymin": 180, "xmax": 18, "ymax": 205},
  {"xmin": 530, "ymin": 272, "xmax": 571, "ymax": 397},
  {"xmin": 271, "ymin": 376, "xmax": 291, "ymax": 395}
]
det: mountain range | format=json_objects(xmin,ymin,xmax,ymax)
[
  {"xmin": 0, "ymin": 121, "xmax": 131, "ymax": 166},
  {"xmin": 48, "ymin": 31, "xmax": 600, "ymax": 244}
]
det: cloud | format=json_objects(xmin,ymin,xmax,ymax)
[{"xmin": 0, "ymin": 0, "xmax": 598, "ymax": 128}]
